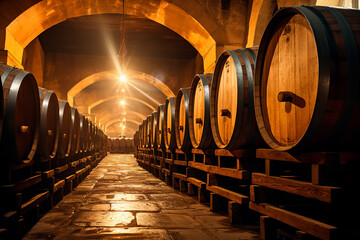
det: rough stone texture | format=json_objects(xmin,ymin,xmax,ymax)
[{"xmin": 23, "ymin": 154, "xmax": 260, "ymax": 240}]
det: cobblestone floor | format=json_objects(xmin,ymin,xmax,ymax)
[{"xmin": 24, "ymin": 154, "xmax": 260, "ymax": 240}]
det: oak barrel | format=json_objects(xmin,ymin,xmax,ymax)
[
  {"xmin": 37, "ymin": 88, "xmax": 59, "ymax": 160},
  {"xmin": 150, "ymin": 111, "xmax": 158, "ymax": 148},
  {"xmin": 79, "ymin": 114, "xmax": 89, "ymax": 153},
  {"xmin": 139, "ymin": 123, "xmax": 143, "ymax": 148},
  {"xmin": 156, "ymin": 104, "xmax": 165, "ymax": 149},
  {"xmin": 145, "ymin": 115, "xmax": 151, "ymax": 148},
  {"xmin": 164, "ymin": 97, "xmax": 177, "ymax": 150},
  {"xmin": 142, "ymin": 119, "xmax": 147, "ymax": 148},
  {"xmin": 70, "ymin": 107, "xmax": 80, "ymax": 155},
  {"xmin": 210, "ymin": 47, "xmax": 263, "ymax": 150},
  {"xmin": 0, "ymin": 64, "xmax": 40, "ymax": 163},
  {"xmin": 57, "ymin": 100, "xmax": 72, "ymax": 158},
  {"xmin": 254, "ymin": 6, "xmax": 360, "ymax": 151},
  {"xmin": 188, "ymin": 74, "xmax": 215, "ymax": 149},
  {"xmin": 175, "ymin": 88, "xmax": 192, "ymax": 152}
]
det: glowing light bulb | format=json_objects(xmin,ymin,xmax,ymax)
[
  {"xmin": 120, "ymin": 99, "xmax": 125, "ymax": 105},
  {"xmin": 120, "ymin": 74, "xmax": 126, "ymax": 83},
  {"xmin": 121, "ymin": 88, "xmax": 125, "ymax": 93}
]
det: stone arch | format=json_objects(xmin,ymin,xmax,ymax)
[
  {"xmin": 89, "ymin": 96, "xmax": 156, "ymax": 114},
  {"xmin": 105, "ymin": 119, "xmax": 140, "ymax": 129},
  {"xmin": 98, "ymin": 111, "xmax": 146, "ymax": 126},
  {"xmin": 67, "ymin": 69, "xmax": 175, "ymax": 106},
  {"xmin": 5, "ymin": 0, "xmax": 216, "ymax": 71}
]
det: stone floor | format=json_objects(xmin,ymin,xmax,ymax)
[{"xmin": 23, "ymin": 154, "xmax": 260, "ymax": 240}]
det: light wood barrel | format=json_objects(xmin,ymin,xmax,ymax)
[
  {"xmin": 0, "ymin": 64, "xmax": 40, "ymax": 163},
  {"xmin": 189, "ymin": 74, "xmax": 215, "ymax": 149},
  {"xmin": 79, "ymin": 115, "xmax": 89, "ymax": 152},
  {"xmin": 175, "ymin": 88, "xmax": 192, "ymax": 152},
  {"xmin": 150, "ymin": 111, "xmax": 158, "ymax": 148},
  {"xmin": 70, "ymin": 107, "xmax": 80, "ymax": 155},
  {"xmin": 37, "ymin": 88, "xmax": 59, "ymax": 160},
  {"xmin": 57, "ymin": 100, "xmax": 72, "ymax": 158},
  {"xmin": 156, "ymin": 104, "xmax": 165, "ymax": 149},
  {"xmin": 164, "ymin": 97, "xmax": 177, "ymax": 150},
  {"xmin": 210, "ymin": 47, "xmax": 263, "ymax": 150},
  {"xmin": 255, "ymin": 6, "xmax": 360, "ymax": 151}
]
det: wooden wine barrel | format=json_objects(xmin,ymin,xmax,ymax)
[
  {"xmin": 175, "ymin": 88, "xmax": 192, "ymax": 152},
  {"xmin": 0, "ymin": 64, "xmax": 40, "ymax": 163},
  {"xmin": 70, "ymin": 107, "xmax": 80, "ymax": 155},
  {"xmin": 107, "ymin": 138, "xmax": 112, "ymax": 151},
  {"xmin": 119, "ymin": 138, "xmax": 126, "ymax": 150},
  {"xmin": 79, "ymin": 114, "xmax": 89, "ymax": 153},
  {"xmin": 210, "ymin": 47, "xmax": 264, "ymax": 150},
  {"xmin": 142, "ymin": 120, "xmax": 147, "ymax": 148},
  {"xmin": 139, "ymin": 123, "xmax": 143, "ymax": 148},
  {"xmin": 255, "ymin": 6, "xmax": 360, "ymax": 151},
  {"xmin": 57, "ymin": 100, "xmax": 72, "ymax": 158},
  {"xmin": 150, "ymin": 111, "xmax": 158, "ymax": 148},
  {"xmin": 88, "ymin": 121, "xmax": 94, "ymax": 151},
  {"xmin": 145, "ymin": 115, "xmax": 151, "ymax": 148},
  {"xmin": 95, "ymin": 127, "xmax": 100, "ymax": 152},
  {"xmin": 134, "ymin": 130, "xmax": 139, "ymax": 149},
  {"xmin": 164, "ymin": 97, "xmax": 177, "ymax": 150},
  {"xmin": 37, "ymin": 88, "xmax": 59, "ymax": 160},
  {"xmin": 156, "ymin": 104, "xmax": 165, "ymax": 149},
  {"xmin": 189, "ymin": 74, "xmax": 215, "ymax": 149}
]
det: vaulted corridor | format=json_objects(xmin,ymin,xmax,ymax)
[{"xmin": 24, "ymin": 154, "xmax": 260, "ymax": 240}]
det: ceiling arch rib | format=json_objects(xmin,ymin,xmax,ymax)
[
  {"xmin": 98, "ymin": 111, "xmax": 146, "ymax": 126},
  {"xmin": 5, "ymin": 0, "xmax": 216, "ymax": 71},
  {"xmin": 89, "ymin": 96, "xmax": 156, "ymax": 114},
  {"xmin": 67, "ymin": 69, "xmax": 175, "ymax": 106}
]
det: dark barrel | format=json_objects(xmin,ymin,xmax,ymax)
[
  {"xmin": 150, "ymin": 111, "xmax": 158, "ymax": 148},
  {"xmin": 164, "ymin": 97, "xmax": 177, "ymax": 150},
  {"xmin": 145, "ymin": 115, "xmax": 151, "ymax": 148},
  {"xmin": 156, "ymin": 104, "xmax": 165, "ymax": 149},
  {"xmin": 37, "ymin": 88, "xmax": 59, "ymax": 160},
  {"xmin": 70, "ymin": 107, "xmax": 80, "ymax": 155},
  {"xmin": 254, "ymin": 6, "xmax": 360, "ymax": 151},
  {"xmin": 210, "ymin": 47, "xmax": 264, "ymax": 150},
  {"xmin": 57, "ymin": 100, "xmax": 72, "ymax": 158},
  {"xmin": 175, "ymin": 88, "xmax": 192, "ymax": 152},
  {"xmin": 188, "ymin": 74, "xmax": 215, "ymax": 149},
  {"xmin": 0, "ymin": 64, "xmax": 40, "ymax": 163},
  {"xmin": 142, "ymin": 120, "xmax": 147, "ymax": 148},
  {"xmin": 79, "ymin": 115, "xmax": 89, "ymax": 153}
]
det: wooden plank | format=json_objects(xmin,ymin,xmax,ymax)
[
  {"xmin": 70, "ymin": 160, "xmax": 80, "ymax": 167},
  {"xmin": 164, "ymin": 159, "xmax": 173, "ymax": 164},
  {"xmin": 215, "ymin": 149, "xmax": 255, "ymax": 158},
  {"xmin": 41, "ymin": 170, "xmax": 55, "ymax": 179},
  {"xmin": 256, "ymin": 149, "xmax": 341, "ymax": 165},
  {"xmin": 162, "ymin": 168, "xmax": 171, "ymax": 175},
  {"xmin": 174, "ymin": 160, "xmax": 187, "ymax": 166},
  {"xmin": 65, "ymin": 174, "xmax": 76, "ymax": 181},
  {"xmin": 206, "ymin": 185, "xmax": 249, "ymax": 205},
  {"xmin": 21, "ymin": 191, "xmax": 50, "ymax": 215},
  {"xmin": 251, "ymin": 173, "xmax": 341, "ymax": 203},
  {"xmin": 172, "ymin": 172, "xmax": 187, "ymax": 181},
  {"xmin": 249, "ymin": 202, "xmax": 337, "ymax": 240},
  {"xmin": 11, "ymin": 174, "xmax": 42, "ymax": 192},
  {"xmin": 187, "ymin": 177, "xmax": 206, "ymax": 189},
  {"xmin": 55, "ymin": 164, "xmax": 68, "ymax": 174},
  {"xmin": 188, "ymin": 161, "xmax": 249, "ymax": 180},
  {"xmin": 53, "ymin": 180, "xmax": 65, "ymax": 192}
]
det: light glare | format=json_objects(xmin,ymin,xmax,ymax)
[{"xmin": 120, "ymin": 74, "xmax": 127, "ymax": 83}]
